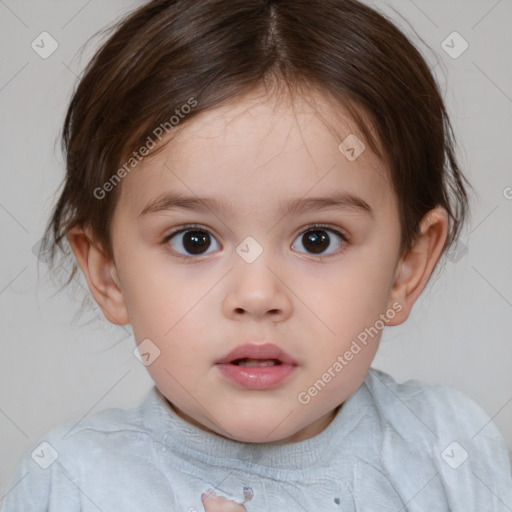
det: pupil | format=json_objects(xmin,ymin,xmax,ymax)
[
  {"xmin": 303, "ymin": 230, "xmax": 329, "ymax": 254},
  {"xmin": 183, "ymin": 231, "xmax": 210, "ymax": 254}
]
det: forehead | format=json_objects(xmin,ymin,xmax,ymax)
[{"xmin": 115, "ymin": 88, "xmax": 395, "ymax": 219}]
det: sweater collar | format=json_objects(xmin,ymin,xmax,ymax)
[{"xmin": 141, "ymin": 373, "xmax": 373, "ymax": 472}]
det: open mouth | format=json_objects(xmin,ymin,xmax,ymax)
[
  {"xmin": 215, "ymin": 342, "xmax": 297, "ymax": 390},
  {"xmin": 231, "ymin": 358, "xmax": 282, "ymax": 367}
]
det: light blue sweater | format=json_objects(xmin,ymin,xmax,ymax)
[{"xmin": 2, "ymin": 368, "xmax": 512, "ymax": 511}]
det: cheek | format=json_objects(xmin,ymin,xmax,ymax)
[
  {"xmin": 313, "ymin": 262, "xmax": 392, "ymax": 325},
  {"xmin": 141, "ymin": 319, "xmax": 210, "ymax": 397},
  {"xmin": 118, "ymin": 253, "xmax": 203, "ymax": 336},
  {"xmin": 125, "ymin": 283, "xmax": 216, "ymax": 373},
  {"xmin": 302, "ymin": 253, "xmax": 397, "ymax": 360}
]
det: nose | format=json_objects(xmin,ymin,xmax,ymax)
[{"xmin": 222, "ymin": 253, "xmax": 293, "ymax": 322}]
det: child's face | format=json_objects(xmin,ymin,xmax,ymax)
[{"xmin": 105, "ymin": 88, "xmax": 406, "ymax": 443}]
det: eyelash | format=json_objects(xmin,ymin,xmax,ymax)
[
  {"xmin": 296, "ymin": 223, "xmax": 350, "ymax": 257},
  {"xmin": 162, "ymin": 223, "xmax": 349, "ymax": 259}
]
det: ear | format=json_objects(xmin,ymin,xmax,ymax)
[
  {"xmin": 66, "ymin": 225, "xmax": 130, "ymax": 325},
  {"xmin": 386, "ymin": 207, "xmax": 448, "ymax": 325}
]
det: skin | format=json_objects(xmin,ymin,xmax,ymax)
[
  {"xmin": 201, "ymin": 491, "xmax": 247, "ymax": 512},
  {"xmin": 68, "ymin": 86, "xmax": 448, "ymax": 511}
]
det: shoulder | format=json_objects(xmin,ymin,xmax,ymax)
[
  {"xmin": 361, "ymin": 368, "xmax": 512, "ymax": 509},
  {"xmin": 43, "ymin": 390, "xmax": 153, "ymax": 463},
  {"xmin": 364, "ymin": 367, "xmax": 504, "ymax": 443},
  {"xmin": 1, "ymin": 389, "xmax": 157, "ymax": 512}
]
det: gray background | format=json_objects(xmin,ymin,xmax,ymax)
[{"xmin": 1, "ymin": 0, "xmax": 511, "ymax": 500}]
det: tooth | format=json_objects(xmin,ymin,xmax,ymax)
[{"xmin": 237, "ymin": 360, "xmax": 278, "ymax": 367}]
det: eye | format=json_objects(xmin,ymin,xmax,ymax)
[
  {"xmin": 164, "ymin": 225, "xmax": 221, "ymax": 256},
  {"xmin": 291, "ymin": 224, "xmax": 347, "ymax": 256}
]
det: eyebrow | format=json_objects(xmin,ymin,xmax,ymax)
[{"xmin": 138, "ymin": 191, "xmax": 373, "ymax": 218}]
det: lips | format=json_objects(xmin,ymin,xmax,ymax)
[
  {"xmin": 215, "ymin": 343, "xmax": 298, "ymax": 390},
  {"xmin": 215, "ymin": 343, "xmax": 298, "ymax": 366}
]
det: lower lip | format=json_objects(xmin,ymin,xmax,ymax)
[{"xmin": 216, "ymin": 363, "xmax": 296, "ymax": 390}]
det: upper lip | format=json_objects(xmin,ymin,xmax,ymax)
[{"xmin": 215, "ymin": 343, "xmax": 298, "ymax": 365}]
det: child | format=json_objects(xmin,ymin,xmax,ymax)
[{"xmin": 3, "ymin": 0, "xmax": 512, "ymax": 510}]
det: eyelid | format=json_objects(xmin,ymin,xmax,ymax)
[
  {"xmin": 163, "ymin": 223, "xmax": 216, "ymax": 241},
  {"xmin": 297, "ymin": 223, "xmax": 349, "ymax": 242},
  {"xmin": 162, "ymin": 222, "xmax": 350, "ymax": 259},
  {"xmin": 162, "ymin": 224, "xmax": 221, "ymax": 261},
  {"xmin": 163, "ymin": 223, "xmax": 349, "ymax": 241}
]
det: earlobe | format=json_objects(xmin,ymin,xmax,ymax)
[
  {"xmin": 66, "ymin": 225, "xmax": 130, "ymax": 326},
  {"xmin": 386, "ymin": 208, "xmax": 448, "ymax": 326}
]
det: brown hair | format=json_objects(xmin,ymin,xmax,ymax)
[{"xmin": 40, "ymin": 0, "xmax": 472, "ymax": 296}]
